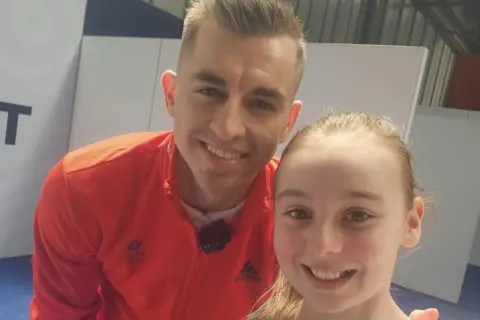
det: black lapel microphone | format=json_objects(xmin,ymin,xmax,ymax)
[{"xmin": 198, "ymin": 219, "xmax": 232, "ymax": 254}]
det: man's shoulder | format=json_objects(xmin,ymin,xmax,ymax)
[{"xmin": 62, "ymin": 131, "xmax": 172, "ymax": 175}]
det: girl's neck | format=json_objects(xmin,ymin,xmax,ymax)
[{"xmin": 296, "ymin": 288, "xmax": 407, "ymax": 320}]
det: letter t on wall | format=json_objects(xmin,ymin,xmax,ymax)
[{"xmin": 0, "ymin": 101, "xmax": 33, "ymax": 145}]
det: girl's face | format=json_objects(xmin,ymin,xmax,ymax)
[{"xmin": 274, "ymin": 134, "xmax": 423, "ymax": 315}]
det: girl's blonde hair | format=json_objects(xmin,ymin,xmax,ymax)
[{"xmin": 248, "ymin": 111, "xmax": 420, "ymax": 319}]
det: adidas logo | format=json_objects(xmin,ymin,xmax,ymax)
[
  {"xmin": 126, "ymin": 238, "xmax": 142, "ymax": 252},
  {"xmin": 235, "ymin": 260, "xmax": 260, "ymax": 282},
  {"xmin": 124, "ymin": 238, "xmax": 145, "ymax": 268}
]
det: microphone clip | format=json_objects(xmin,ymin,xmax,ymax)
[{"xmin": 197, "ymin": 219, "xmax": 232, "ymax": 254}]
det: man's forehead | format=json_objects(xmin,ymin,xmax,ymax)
[
  {"xmin": 181, "ymin": 19, "xmax": 300, "ymax": 94},
  {"xmin": 192, "ymin": 18, "xmax": 297, "ymax": 58},
  {"xmin": 188, "ymin": 36, "xmax": 297, "ymax": 76}
]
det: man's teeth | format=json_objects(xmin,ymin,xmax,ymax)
[
  {"xmin": 207, "ymin": 144, "xmax": 241, "ymax": 160},
  {"xmin": 310, "ymin": 269, "xmax": 350, "ymax": 280}
]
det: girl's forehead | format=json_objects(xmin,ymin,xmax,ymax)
[
  {"xmin": 275, "ymin": 142, "xmax": 403, "ymax": 198},
  {"xmin": 279, "ymin": 140, "xmax": 397, "ymax": 176}
]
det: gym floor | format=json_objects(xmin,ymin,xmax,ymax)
[{"xmin": 1, "ymin": 256, "xmax": 479, "ymax": 320}]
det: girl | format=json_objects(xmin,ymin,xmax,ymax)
[{"xmin": 249, "ymin": 112, "xmax": 437, "ymax": 320}]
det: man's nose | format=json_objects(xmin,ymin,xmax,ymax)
[{"xmin": 209, "ymin": 98, "xmax": 247, "ymax": 141}]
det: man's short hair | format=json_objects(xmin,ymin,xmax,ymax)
[{"xmin": 180, "ymin": 0, "xmax": 306, "ymax": 81}]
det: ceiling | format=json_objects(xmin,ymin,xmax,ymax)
[{"xmin": 410, "ymin": 0, "xmax": 480, "ymax": 53}]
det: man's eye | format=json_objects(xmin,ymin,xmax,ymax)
[
  {"xmin": 199, "ymin": 88, "xmax": 220, "ymax": 97},
  {"xmin": 251, "ymin": 99, "xmax": 273, "ymax": 110},
  {"xmin": 286, "ymin": 209, "xmax": 309, "ymax": 220},
  {"xmin": 345, "ymin": 210, "xmax": 372, "ymax": 223}
]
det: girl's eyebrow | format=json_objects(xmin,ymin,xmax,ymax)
[
  {"xmin": 276, "ymin": 189, "xmax": 383, "ymax": 202},
  {"xmin": 343, "ymin": 190, "xmax": 384, "ymax": 202},
  {"xmin": 276, "ymin": 189, "xmax": 311, "ymax": 201}
]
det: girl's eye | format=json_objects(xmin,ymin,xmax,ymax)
[
  {"xmin": 286, "ymin": 209, "xmax": 309, "ymax": 220},
  {"xmin": 345, "ymin": 210, "xmax": 372, "ymax": 223}
]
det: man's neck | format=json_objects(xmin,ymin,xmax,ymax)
[
  {"xmin": 297, "ymin": 288, "xmax": 407, "ymax": 320},
  {"xmin": 176, "ymin": 156, "xmax": 256, "ymax": 212}
]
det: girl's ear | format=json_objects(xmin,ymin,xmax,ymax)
[{"xmin": 402, "ymin": 197, "xmax": 424, "ymax": 248}]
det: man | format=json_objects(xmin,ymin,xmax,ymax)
[{"xmin": 30, "ymin": 0, "xmax": 438, "ymax": 319}]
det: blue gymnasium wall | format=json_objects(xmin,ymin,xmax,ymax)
[{"xmin": 83, "ymin": 0, "xmax": 183, "ymax": 38}]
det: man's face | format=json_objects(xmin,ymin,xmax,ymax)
[{"xmin": 162, "ymin": 18, "xmax": 302, "ymax": 188}]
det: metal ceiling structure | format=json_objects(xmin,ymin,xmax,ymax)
[
  {"xmin": 410, "ymin": 0, "xmax": 480, "ymax": 53},
  {"xmin": 289, "ymin": 0, "xmax": 456, "ymax": 107}
]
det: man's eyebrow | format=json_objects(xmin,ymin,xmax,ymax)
[
  {"xmin": 192, "ymin": 70, "xmax": 226, "ymax": 87},
  {"xmin": 252, "ymin": 87, "xmax": 285, "ymax": 101},
  {"xmin": 192, "ymin": 70, "xmax": 286, "ymax": 101}
]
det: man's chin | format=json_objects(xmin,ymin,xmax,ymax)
[{"xmin": 197, "ymin": 168, "xmax": 247, "ymax": 185}]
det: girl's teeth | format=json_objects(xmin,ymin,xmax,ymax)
[
  {"xmin": 310, "ymin": 268, "xmax": 351, "ymax": 280},
  {"xmin": 326, "ymin": 272, "xmax": 339, "ymax": 280}
]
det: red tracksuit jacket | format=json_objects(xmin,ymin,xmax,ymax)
[{"xmin": 30, "ymin": 131, "xmax": 278, "ymax": 320}]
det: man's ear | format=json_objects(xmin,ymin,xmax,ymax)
[
  {"xmin": 279, "ymin": 100, "xmax": 302, "ymax": 143},
  {"xmin": 161, "ymin": 70, "xmax": 177, "ymax": 118},
  {"xmin": 402, "ymin": 197, "xmax": 425, "ymax": 248}
]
